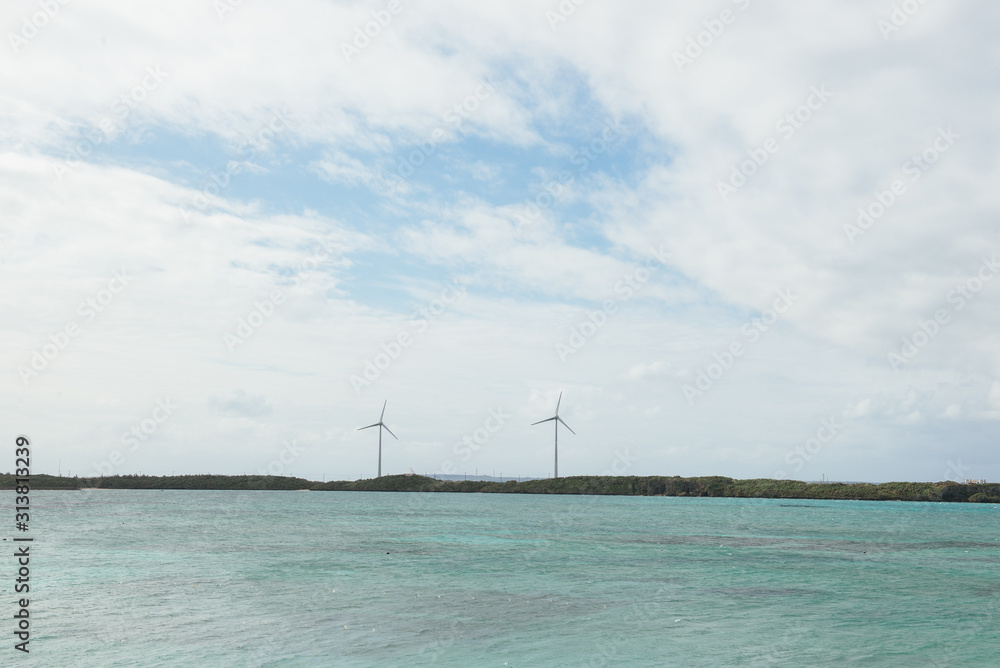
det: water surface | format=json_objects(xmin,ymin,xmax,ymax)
[{"xmin": 18, "ymin": 490, "xmax": 1000, "ymax": 666}]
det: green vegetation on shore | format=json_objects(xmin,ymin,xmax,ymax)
[
  {"xmin": 2, "ymin": 473, "xmax": 998, "ymax": 503},
  {"xmin": 0, "ymin": 473, "xmax": 314, "ymax": 491}
]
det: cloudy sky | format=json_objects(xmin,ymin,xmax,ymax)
[{"xmin": 3, "ymin": 0, "xmax": 997, "ymax": 483}]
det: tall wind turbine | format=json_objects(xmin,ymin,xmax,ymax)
[
  {"xmin": 532, "ymin": 391, "xmax": 575, "ymax": 478},
  {"xmin": 358, "ymin": 400, "xmax": 398, "ymax": 478}
]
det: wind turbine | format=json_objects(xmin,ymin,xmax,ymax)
[
  {"xmin": 358, "ymin": 400, "xmax": 398, "ymax": 478},
  {"xmin": 532, "ymin": 391, "xmax": 575, "ymax": 478}
]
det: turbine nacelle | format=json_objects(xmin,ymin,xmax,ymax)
[{"xmin": 530, "ymin": 415, "xmax": 575, "ymax": 434}]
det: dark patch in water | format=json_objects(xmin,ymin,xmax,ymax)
[
  {"xmin": 632, "ymin": 535, "xmax": 788, "ymax": 548},
  {"xmin": 975, "ymin": 583, "xmax": 1000, "ymax": 597},
  {"xmin": 707, "ymin": 587, "xmax": 816, "ymax": 598}
]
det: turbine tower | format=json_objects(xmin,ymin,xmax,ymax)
[
  {"xmin": 531, "ymin": 391, "xmax": 575, "ymax": 478},
  {"xmin": 358, "ymin": 400, "xmax": 398, "ymax": 478}
]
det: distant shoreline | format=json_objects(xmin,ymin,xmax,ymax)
[{"xmin": 3, "ymin": 473, "xmax": 999, "ymax": 503}]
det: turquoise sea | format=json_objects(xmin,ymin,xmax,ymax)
[{"xmin": 14, "ymin": 490, "xmax": 1000, "ymax": 666}]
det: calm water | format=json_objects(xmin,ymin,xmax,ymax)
[{"xmin": 11, "ymin": 490, "xmax": 1000, "ymax": 666}]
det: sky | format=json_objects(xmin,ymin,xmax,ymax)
[{"xmin": 2, "ymin": 0, "xmax": 997, "ymax": 483}]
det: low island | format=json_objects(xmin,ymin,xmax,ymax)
[{"xmin": 2, "ymin": 473, "xmax": 998, "ymax": 503}]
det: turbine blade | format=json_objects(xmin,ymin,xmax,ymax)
[
  {"xmin": 358, "ymin": 423, "xmax": 380, "ymax": 431},
  {"xmin": 532, "ymin": 417, "xmax": 557, "ymax": 426},
  {"xmin": 380, "ymin": 400, "xmax": 387, "ymax": 421},
  {"xmin": 555, "ymin": 391, "xmax": 563, "ymax": 415},
  {"xmin": 557, "ymin": 416, "xmax": 575, "ymax": 434},
  {"xmin": 382, "ymin": 424, "xmax": 399, "ymax": 440}
]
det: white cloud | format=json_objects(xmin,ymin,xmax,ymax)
[
  {"xmin": 468, "ymin": 160, "xmax": 501, "ymax": 182},
  {"xmin": 311, "ymin": 151, "xmax": 378, "ymax": 187},
  {"xmin": 625, "ymin": 361, "xmax": 669, "ymax": 381},
  {"xmin": 209, "ymin": 389, "xmax": 273, "ymax": 417}
]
